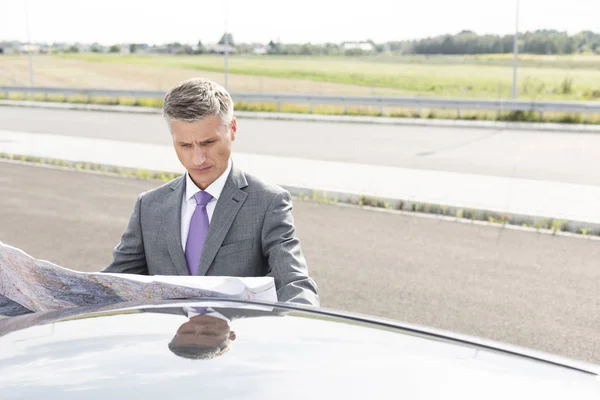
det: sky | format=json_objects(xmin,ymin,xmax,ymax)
[{"xmin": 1, "ymin": 0, "xmax": 599, "ymax": 45}]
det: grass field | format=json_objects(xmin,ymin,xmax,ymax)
[
  {"xmin": 2, "ymin": 53, "xmax": 600, "ymax": 101},
  {"xmin": 0, "ymin": 55, "xmax": 405, "ymax": 96}
]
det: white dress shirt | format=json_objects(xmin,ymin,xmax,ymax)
[{"xmin": 181, "ymin": 158, "xmax": 232, "ymax": 252}]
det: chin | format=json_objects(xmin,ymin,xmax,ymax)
[{"xmin": 190, "ymin": 173, "xmax": 213, "ymax": 188}]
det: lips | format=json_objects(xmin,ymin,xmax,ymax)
[{"xmin": 191, "ymin": 166, "xmax": 211, "ymax": 173}]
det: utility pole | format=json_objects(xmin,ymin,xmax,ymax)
[
  {"xmin": 224, "ymin": 0, "xmax": 229, "ymax": 90},
  {"xmin": 25, "ymin": 0, "xmax": 34, "ymax": 87},
  {"xmin": 512, "ymin": 0, "xmax": 520, "ymax": 99}
]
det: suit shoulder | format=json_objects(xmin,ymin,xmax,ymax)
[
  {"xmin": 138, "ymin": 175, "xmax": 184, "ymax": 202},
  {"xmin": 243, "ymin": 171, "xmax": 288, "ymax": 197}
]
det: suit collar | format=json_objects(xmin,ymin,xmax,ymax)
[
  {"xmin": 169, "ymin": 174, "xmax": 185, "ymax": 192},
  {"xmin": 228, "ymin": 161, "xmax": 248, "ymax": 190},
  {"xmin": 164, "ymin": 174, "xmax": 189, "ymax": 275}
]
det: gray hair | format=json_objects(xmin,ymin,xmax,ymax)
[
  {"xmin": 168, "ymin": 339, "xmax": 231, "ymax": 360},
  {"xmin": 162, "ymin": 78, "xmax": 234, "ymax": 125}
]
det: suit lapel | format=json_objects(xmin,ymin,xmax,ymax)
[
  {"xmin": 196, "ymin": 166, "xmax": 248, "ymax": 276},
  {"xmin": 162, "ymin": 175, "xmax": 190, "ymax": 276}
]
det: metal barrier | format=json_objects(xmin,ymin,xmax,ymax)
[{"xmin": 2, "ymin": 85, "xmax": 600, "ymax": 119}]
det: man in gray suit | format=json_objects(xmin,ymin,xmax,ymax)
[{"xmin": 102, "ymin": 78, "xmax": 319, "ymax": 306}]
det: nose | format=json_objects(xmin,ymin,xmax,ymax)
[{"xmin": 192, "ymin": 146, "xmax": 206, "ymax": 166}]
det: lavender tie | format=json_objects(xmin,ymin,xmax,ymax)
[{"xmin": 185, "ymin": 191, "xmax": 213, "ymax": 275}]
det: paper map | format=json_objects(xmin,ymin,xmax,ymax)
[{"xmin": 0, "ymin": 240, "xmax": 276, "ymax": 317}]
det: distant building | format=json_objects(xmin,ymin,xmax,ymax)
[
  {"xmin": 253, "ymin": 45, "xmax": 268, "ymax": 55},
  {"xmin": 134, "ymin": 43, "xmax": 151, "ymax": 53},
  {"xmin": 151, "ymin": 44, "xmax": 171, "ymax": 54},
  {"xmin": 19, "ymin": 44, "xmax": 42, "ymax": 53},
  {"xmin": 76, "ymin": 43, "xmax": 91, "ymax": 53},
  {"xmin": 149, "ymin": 43, "xmax": 191, "ymax": 54},
  {"xmin": 341, "ymin": 41, "xmax": 376, "ymax": 52},
  {"xmin": 51, "ymin": 42, "xmax": 70, "ymax": 52},
  {"xmin": 205, "ymin": 43, "xmax": 236, "ymax": 54},
  {"xmin": 0, "ymin": 41, "xmax": 17, "ymax": 54}
]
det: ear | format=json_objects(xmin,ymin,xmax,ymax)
[{"xmin": 230, "ymin": 117, "xmax": 237, "ymax": 142}]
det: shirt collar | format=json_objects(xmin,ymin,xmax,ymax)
[
  {"xmin": 183, "ymin": 306, "xmax": 229, "ymax": 321},
  {"xmin": 185, "ymin": 158, "xmax": 232, "ymax": 203}
]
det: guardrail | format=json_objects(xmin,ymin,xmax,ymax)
[{"xmin": 2, "ymin": 85, "xmax": 600, "ymax": 119}]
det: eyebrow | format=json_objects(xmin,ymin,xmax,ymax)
[
  {"xmin": 178, "ymin": 138, "xmax": 217, "ymax": 146},
  {"xmin": 199, "ymin": 138, "xmax": 217, "ymax": 145}
]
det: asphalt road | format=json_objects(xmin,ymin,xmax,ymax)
[
  {"xmin": 1, "ymin": 161, "xmax": 598, "ymax": 364},
  {"xmin": 1, "ymin": 106, "xmax": 600, "ymax": 185}
]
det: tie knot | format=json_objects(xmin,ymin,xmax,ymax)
[{"xmin": 194, "ymin": 191, "xmax": 213, "ymax": 207}]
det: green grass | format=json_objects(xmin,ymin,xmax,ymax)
[
  {"xmin": 0, "ymin": 152, "xmax": 181, "ymax": 182},
  {"xmin": 2, "ymin": 91, "xmax": 599, "ymax": 125},
  {"xmin": 53, "ymin": 53, "xmax": 600, "ymax": 101}
]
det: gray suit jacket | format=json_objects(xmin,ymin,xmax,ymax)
[{"xmin": 102, "ymin": 164, "xmax": 319, "ymax": 306}]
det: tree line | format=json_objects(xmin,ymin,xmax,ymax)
[
  {"xmin": 256, "ymin": 30, "xmax": 600, "ymax": 56},
  {"xmin": 396, "ymin": 30, "xmax": 600, "ymax": 55},
  {"xmin": 65, "ymin": 30, "xmax": 600, "ymax": 56}
]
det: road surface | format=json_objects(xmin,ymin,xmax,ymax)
[
  {"xmin": 1, "ymin": 106, "xmax": 599, "ymax": 185},
  {"xmin": 1, "ymin": 161, "xmax": 598, "ymax": 364}
]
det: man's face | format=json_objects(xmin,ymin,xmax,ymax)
[
  {"xmin": 170, "ymin": 114, "xmax": 237, "ymax": 190},
  {"xmin": 173, "ymin": 314, "xmax": 236, "ymax": 348}
]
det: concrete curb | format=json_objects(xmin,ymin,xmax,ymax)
[
  {"xmin": 283, "ymin": 185, "xmax": 600, "ymax": 236},
  {"xmin": 1, "ymin": 153, "xmax": 599, "ymax": 239},
  {"xmin": 0, "ymin": 100, "xmax": 160, "ymax": 114},
  {"xmin": 1, "ymin": 99, "xmax": 599, "ymax": 133}
]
